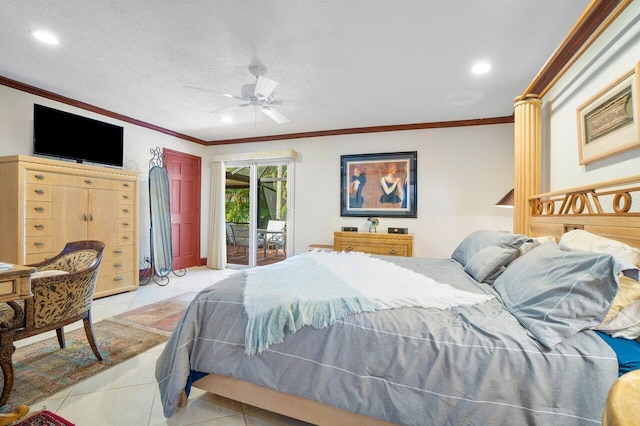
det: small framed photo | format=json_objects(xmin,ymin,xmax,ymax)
[
  {"xmin": 577, "ymin": 62, "xmax": 640, "ymax": 165},
  {"xmin": 340, "ymin": 151, "xmax": 417, "ymax": 218}
]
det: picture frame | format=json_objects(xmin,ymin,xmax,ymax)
[
  {"xmin": 340, "ymin": 151, "xmax": 417, "ymax": 218},
  {"xmin": 577, "ymin": 62, "xmax": 640, "ymax": 165}
]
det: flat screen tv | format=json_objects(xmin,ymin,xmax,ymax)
[{"xmin": 33, "ymin": 104, "xmax": 124, "ymax": 168}]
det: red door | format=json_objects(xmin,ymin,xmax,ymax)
[{"xmin": 164, "ymin": 149, "xmax": 201, "ymax": 270}]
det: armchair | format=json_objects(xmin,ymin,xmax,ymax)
[{"xmin": 0, "ymin": 240, "xmax": 105, "ymax": 406}]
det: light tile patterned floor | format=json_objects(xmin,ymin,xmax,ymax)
[{"xmin": 16, "ymin": 266, "xmax": 312, "ymax": 426}]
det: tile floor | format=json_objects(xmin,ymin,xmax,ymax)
[{"xmin": 15, "ymin": 266, "xmax": 311, "ymax": 426}]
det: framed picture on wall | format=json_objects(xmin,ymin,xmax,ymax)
[
  {"xmin": 577, "ymin": 62, "xmax": 640, "ymax": 165},
  {"xmin": 340, "ymin": 151, "xmax": 417, "ymax": 218}
]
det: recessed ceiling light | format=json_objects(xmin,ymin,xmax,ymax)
[
  {"xmin": 30, "ymin": 30, "xmax": 60, "ymax": 45},
  {"xmin": 221, "ymin": 116, "xmax": 232, "ymax": 123},
  {"xmin": 471, "ymin": 61, "xmax": 491, "ymax": 75},
  {"xmin": 222, "ymin": 94, "xmax": 234, "ymax": 98}
]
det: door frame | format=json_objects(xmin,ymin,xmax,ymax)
[
  {"xmin": 224, "ymin": 158, "xmax": 294, "ymax": 268},
  {"xmin": 163, "ymin": 148, "xmax": 202, "ymax": 268}
]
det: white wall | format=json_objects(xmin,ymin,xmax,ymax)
[
  {"xmin": 209, "ymin": 124, "xmax": 515, "ymax": 258},
  {"xmin": 0, "ymin": 83, "xmax": 514, "ymax": 262},
  {"xmin": 0, "ymin": 84, "xmax": 210, "ymax": 264},
  {"xmin": 542, "ymin": 2, "xmax": 640, "ymax": 190}
]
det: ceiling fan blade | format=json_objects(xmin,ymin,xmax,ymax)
[
  {"xmin": 185, "ymin": 85, "xmax": 243, "ymax": 101},
  {"xmin": 260, "ymin": 106, "xmax": 289, "ymax": 124},
  {"xmin": 254, "ymin": 76, "xmax": 279, "ymax": 99},
  {"xmin": 209, "ymin": 104, "xmax": 247, "ymax": 114}
]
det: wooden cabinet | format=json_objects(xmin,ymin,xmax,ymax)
[
  {"xmin": 333, "ymin": 231, "xmax": 413, "ymax": 257},
  {"xmin": 0, "ymin": 155, "xmax": 139, "ymax": 298}
]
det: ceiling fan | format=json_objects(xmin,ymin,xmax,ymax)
[{"xmin": 198, "ymin": 65, "xmax": 290, "ymax": 124}]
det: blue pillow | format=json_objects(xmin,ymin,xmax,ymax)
[
  {"xmin": 494, "ymin": 242, "xmax": 634, "ymax": 349},
  {"xmin": 463, "ymin": 245, "xmax": 518, "ymax": 283},
  {"xmin": 451, "ymin": 229, "xmax": 531, "ymax": 268}
]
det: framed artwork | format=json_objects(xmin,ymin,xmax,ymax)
[
  {"xmin": 577, "ymin": 62, "xmax": 640, "ymax": 165},
  {"xmin": 340, "ymin": 151, "xmax": 417, "ymax": 218}
]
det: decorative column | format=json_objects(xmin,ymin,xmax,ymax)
[{"xmin": 513, "ymin": 94, "xmax": 542, "ymax": 234}]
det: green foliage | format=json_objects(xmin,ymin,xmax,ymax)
[{"xmin": 225, "ymin": 188, "xmax": 250, "ymax": 223}]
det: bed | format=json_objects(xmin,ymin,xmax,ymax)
[{"xmin": 155, "ymin": 176, "xmax": 640, "ymax": 425}]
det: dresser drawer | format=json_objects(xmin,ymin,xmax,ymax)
[
  {"xmin": 25, "ymin": 236, "xmax": 53, "ymax": 254},
  {"xmin": 118, "ymin": 192, "xmax": 135, "ymax": 204},
  {"xmin": 25, "ymin": 251, "xmax": 57, "ymax": 264},
  {"xmin": 25, "ymin": 183, "xmax": 52, "ymax": 201},
  {"xmin": 26, "ymin": 218, "xmax": 52, "ymax": 236},
  {"xmin": 25, "ymin": 169, "xmax": 51, "ymax": 185},
  {"xmin": 337, "ymin": 242, "xmax": 410, "ymax": 257},
  {"xmin": 333, "ymin": 232, "xmax": 413, "ymax": 257},
  {"xmin": 25, "ymin": 201, "xmax": 52, "ymax": 218}
]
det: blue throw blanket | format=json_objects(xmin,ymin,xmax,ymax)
[{"xmin": 243, "ymin": 253, "xmax": 379, "ymax": 355}]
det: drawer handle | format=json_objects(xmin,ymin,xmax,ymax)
[
  {"xmin": 89, "ymin": 213, "xmax": 94, "ymax": 221},
  {"xmin": 387, "ymin": 248, "xmax": 398, "ymax": 255},
  {"xmin": 34, "ymin": 223, "xmax": 45, "ymax": 230},
  {"xmin": 122, "ymin": 222, "xmax": 129, "ymax": 227},
  {"xmin": 123, "ymin": 183, "xmax": 130, "ymax": 188},
  {"xmin": 113, "ymin": 276, "xmax": 124, "ymax": 282},
  {"xmin": 122, "ymin": 208, "xmax": 130, "ymax": 213},
  {"xmin": 85, "ymin": 179, "xmax": 93, "ymax": 185},
  {"xmin": 344, "ymin": 245, "xmax": 354, "ymax": 252},
  {"xmin": 122, "ymin": 195, "xmax": 130, "ymax": 200},
  {"xmin": 34, "ymin": 174, "xmax": 45, "ymax": 180},
  {"xmin": 113, "ymin": 262, "xmax": 124, "ymax": 268},
  {"xmin": 34, "ymin": 206, "xmax": 45, "ymax": 212},
  {"xmin": 34, "ymin": 241, "xmax": 45, "ymax": 247},
  {"xmin": 113, "ymin": 249, "xmax": 124, "ymax": 254},
  {"xmin": 34, "ymin": 189, "xmax": 45, "ymax": 195},
  {"xmin": 122, "ymin": 235, "xmax": 130, "ymax": 240}
]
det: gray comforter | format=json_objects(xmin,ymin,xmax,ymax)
[{"xmin": 155, "ymin": 256, "xmax": 619, "ymax": 425}]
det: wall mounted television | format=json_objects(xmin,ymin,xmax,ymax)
[{"xmin": 33, "ymin": 104, "xmax": 124, "ymax": 168}]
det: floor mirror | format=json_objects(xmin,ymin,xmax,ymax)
[{"xmin": 143, "ymin": 147, "xmax": 185, "ymax": 285}]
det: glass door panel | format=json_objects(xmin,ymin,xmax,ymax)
[
  {"xmin": 225, "ymin": 161, "xmax": 289, "ymax": 267},
  {"xmin": 225, "ymin": 165, "xmax": 250, "ymax": 267}
]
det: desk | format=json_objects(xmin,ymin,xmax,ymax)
[
  {"xmin": 0, "ymin": 264, "xmax": 34, "ymax": 407},
  {"xmin": 0, "ymin": 265, "xmax": 34, "ymax": 302}
]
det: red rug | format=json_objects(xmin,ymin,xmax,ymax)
[
  {"xmin": 16, "ymin": 409, "xmax": 74, "ymax": 425},
  {"xmin": 108, "ymin": 292, "xmax": 197, "ymax": 334}
]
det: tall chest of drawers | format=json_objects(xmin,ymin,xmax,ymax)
[{"xmin": 0, "ymin": 155, "xmax": 139, "ymax": 298}]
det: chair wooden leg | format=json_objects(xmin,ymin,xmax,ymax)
[
  {"xmin": 56, "ymin": 327, "xmax": 65, "ymax": 349},
  {"xmin": 0, "ymin": 333, "xmax": 16, "ymax": 407},
  {"xmin": 83, "ymin": 311, "xmax": 103, "ymax": 361}
]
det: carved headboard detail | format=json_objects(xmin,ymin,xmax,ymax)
[{"xmin": 527, "ymin": 174, "xmax": 640, "ymax": 249}]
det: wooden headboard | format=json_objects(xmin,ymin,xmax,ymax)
[{"xmin": 527, "ymin": 175, "xmax": 640, "ymax": 249}]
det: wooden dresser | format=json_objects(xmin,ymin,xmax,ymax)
[
  {"xmin": 0, "ymin": 155, "xmax": 139, "ymax": 298},
  {"xmin": 333, "ymin": 231, "xmax": 413, "ymax": 257}
]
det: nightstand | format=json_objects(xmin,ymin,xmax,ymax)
[{"xmin": 333, "ymin": 232, "xmax": 413, "ymax": 257}]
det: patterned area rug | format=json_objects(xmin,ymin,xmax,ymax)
[
  {"xmin": 109, "ymin": 292, "xmax": 197, "ymax": 334},
  {"xmin": 1, "ymin": 292, "xmax": 197, "ymax": 413},
  {"xmin": 15, "ymin": 409, "xmax": 74, "ymax": 425}
]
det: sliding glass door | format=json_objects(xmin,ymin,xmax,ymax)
[{"xmin": 225, "ymin": 160, "xmax": 290, "ymax": 267}]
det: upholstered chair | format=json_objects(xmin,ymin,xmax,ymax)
[{"xmin": 0, "ymin": 240, "xmax": 105, "ymax": 406}]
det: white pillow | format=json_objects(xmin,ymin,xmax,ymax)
[
  {"xmin": 559, "ymin": 229, "xmax": 640, "ymax": 266},
  {"xmin": 31, "ymin": 269, "xmax": 69, "ymax": 279},
  {"xmin": 598, "ymin": 297, "xmax": 640, "ymax": 339}
]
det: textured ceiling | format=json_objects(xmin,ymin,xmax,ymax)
[{"xmin": 0, "ymin": 1, "xmax": 589, "ymax": 143}]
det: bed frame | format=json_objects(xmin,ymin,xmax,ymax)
[{"xmin": 188, "ymin": 175, "xmax": 640, "ymax": 425}]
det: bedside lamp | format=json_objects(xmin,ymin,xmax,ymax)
[{"xmin": 495, "ymin": 189, "xmax": 514, "ymax": 208}]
